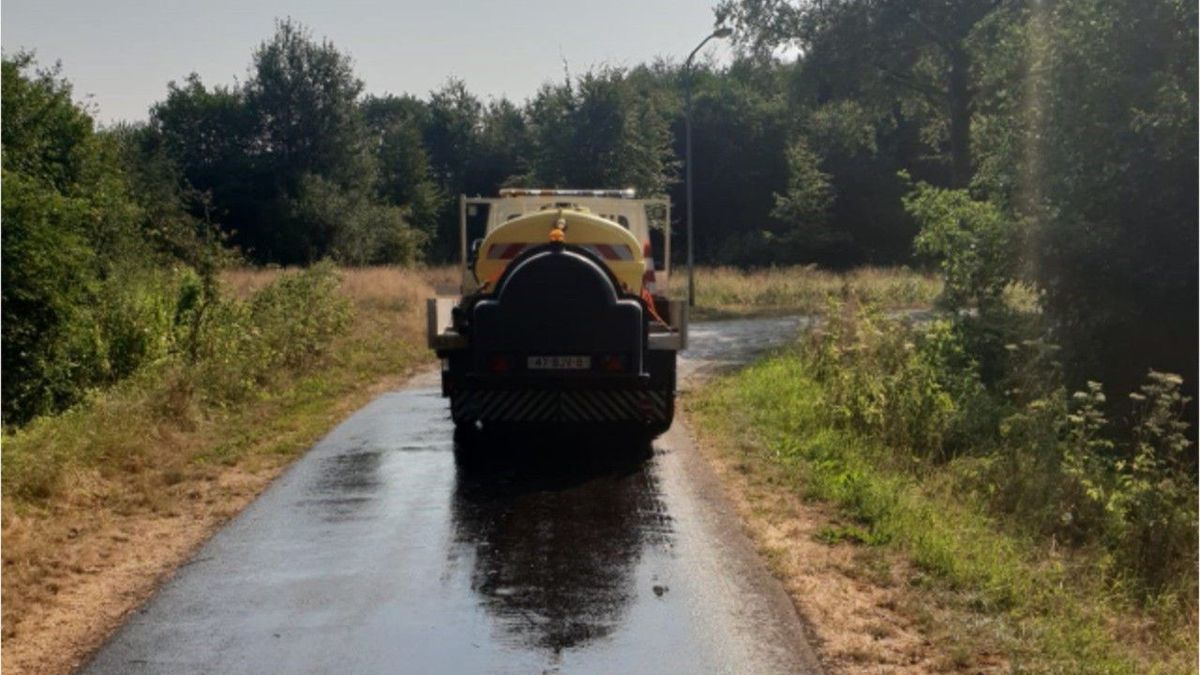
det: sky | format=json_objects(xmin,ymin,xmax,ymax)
[{"xmin": 2, "ymin": 0, "xmax": 736, "ymax": 125}]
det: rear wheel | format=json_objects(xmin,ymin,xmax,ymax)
[{"xmin": 645, "ymin": 395, "xmax": 674, "ymax": 437}]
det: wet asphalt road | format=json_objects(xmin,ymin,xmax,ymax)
[{"xmin": 81, "ymin": 317, "xmax": 820, "ymax": 675}]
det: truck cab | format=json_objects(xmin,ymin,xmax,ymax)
[{"xmin": 428, "ymin": 188, "xmax": 686, "ymax": 438}]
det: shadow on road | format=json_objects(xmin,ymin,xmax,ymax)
[{"xmin": 450, "ymin": 428, "xmax": 672, "ymax": 655}]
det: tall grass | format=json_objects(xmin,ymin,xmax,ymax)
[{"xmin": 675, "ymin": 265, "xmax": 941, "ymax": 318}]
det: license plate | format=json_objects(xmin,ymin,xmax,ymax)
[{"xmin": 527, "ymin": 355, "xmax": 591, "ymax": 370}]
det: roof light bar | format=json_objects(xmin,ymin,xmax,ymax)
[{"xmin": 498, "ymin": 188, "xmax": 637, "ymax": 199}]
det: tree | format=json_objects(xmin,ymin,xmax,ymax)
[
  {"xmin": 150, "ymin": 20, "xmax": 423, "ymax": 264},
  {"xmin": 246, "ymin": 19, "xmax": 374, "ymax": 193},
  {"xmin": 475, "ymin": 98, "xmax": 531, "ymax": 191},
  {"xmin": 527, "ymin": 68, "xmax": 676, "ymax": 195},
  {"xmin": 421, "ymin": 80, "xmax": 484, "ymax": 259},
  {"xmin": 2, "ymin": 55, "xmax": 202, "ymax": 422},
  {"xmin": 363, "ymin": 94, "xmax": 443, "ymax": 242},
  {"xmin": 771, "ymin": 138, "xmax": 841, "ymax": 260},
  {"xmin": 424, "ymin": 79, "xmax": 482, "ymax": 194},
  {"xmin": 718, "ymin": 0, "xmax": 1009, "ymax": 188},
  {"xmin": 669, "ymin": 59, "xmax": 791, "ymax": 264},
  {"xmin": 974, "ymin": 0, "xmax": 1198, "ymax": 407},
  {"xmin": 150, "ymin": 75, "xmax": 262, "ymax": 253}
]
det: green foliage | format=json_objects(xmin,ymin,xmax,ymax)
[
  {"xmin": 1, "ymin": 169, "xmax": 103, "ymax": 420},
  {"xmin": 1, "ymin": 54, "xmax": 208, "ymax": 424},
  {"xmin": 366, "ymin": 101, "xmax": 444, "ymax": 241},
  {"xmin": 801, "ymin": 302, "xmax": 1196, "ymax": 602},
  {"xmin": 973, "ymin": 0, "xmax": 1198, "ymax": 404},
  {"xmin": 803, "ymin": 302, "xmax": 981, "ymax": 460},
  {"xmin": 907, "ymin": 181, "xmax": 1018, "ymax": 317},
  {"xmin": 679, "ymin": 61, "xmax": 790, "ymax": 264},
  {"xmin": 0, "ymin": 53, "xmax": 355, "ymax": 430},
  {"xmin": 247, "ymin": 20, "xmax": 374, "ymax": 193},
  {"xmin": 415, "ymin": 80, "xmax": 533, "ymax": 258},
  {"xmin": 769, "ymin": 138, "xmax": 840, "ymax": 258},
  {"xmin": 693, "ymin": 358, "xmax": 1174, "ymax": 671},
  {"xmin": 997, "ymin": 371, "xmax": 1198, "ymax": 601},
  {"xmin": 716, "ymin": 0, "xmax": 1196, "ymax": 430},
  {"xmin": 1, "ymin": 264, "xmax": 355, "ymax": 503},
  {"xmin": 424, "ymin": 79, "xmax": 484, "ymax": 193},
  {"xmin": 1116, "ymin": 372, "xmax": 1197, "ymax": 595},
  {"xmin": 1, "ymin": 53, "xmax": 93, "ymax": 190},
  {"xmin": 906, "ymin": 179, "xmax": 1032, "ymax": 386},
  {"xmin": 188, "ymin": 264, "xmax": 351, "ymax": 403},
  {"xmin": 149, "ymin": 20, "xmax": 425, "ymax": 265},
  {"xmin": 719, "ymin": 0, "xmax": 1005, "ymax": 187},
  {"xmin": 525, "ymin": 67, "xmax": 677, "ymax": 195},
  {"xmin": 288, "ymin": 174, "xmax": 425, "ymax": 265}
]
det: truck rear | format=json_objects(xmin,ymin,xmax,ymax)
[{"xmin": 428, "ymin": 189, "xmax": 686, "ymax": 439}]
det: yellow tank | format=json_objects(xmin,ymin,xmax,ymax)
[{"xmin": 474, "ymin": 208, "xmax": 646, "ymax": 294}]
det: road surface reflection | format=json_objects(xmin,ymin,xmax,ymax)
[{"xmin": 450, "ymin": 432, "xmax": 671, "ymax": 654}]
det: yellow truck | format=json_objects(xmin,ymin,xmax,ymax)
[{"xmin": 428, "ymin": 188, "xmax": 687, "ymax": 438}]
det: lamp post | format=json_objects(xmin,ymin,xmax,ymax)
[{"xmin": 684, "ymin": 26, "xmax": 732, "ymax": 307}]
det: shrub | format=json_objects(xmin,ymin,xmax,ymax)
[
  {"xmin": 1114, "ymin": 372, "xmax": 1196, "ymax": 596},
  {"xmin": 189, "ymin": 262, "xmax": 351, "ymax": 403},
  {"xmin": 802, "ymin": 301, "xmax": 965, "ymax": 460},
  {"xmin": 1, "ymin": 263, "xmax": 356, "ymax": 504},
  {"xmin": 907, "ymin": 180, "xmax": 1019, "ymax": 319},
  {"xmin": 801, "ymin": 300, "xmax": 1197, "ymax": 602},
  {"xmin": 1, "ymin": 54, "xmax": 212, "ymax": 425}
]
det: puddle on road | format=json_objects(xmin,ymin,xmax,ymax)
[
  {"xmin": 449, "ymin": 434, "xmax": 672, "ymax": 654},
  {"xmin": 683, "ymin": 316, "xmax": 812, "ymax": 381}
]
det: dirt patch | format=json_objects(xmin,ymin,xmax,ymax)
[
  {"xmin": 689, "ymin": 428, "xmax": 1009, "ymax": 673},
  {"xmin": 1, "ymin": 372, "xmax": 413, "ymax": 675}
]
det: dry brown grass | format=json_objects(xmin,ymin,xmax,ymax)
[
  {"xmin": 223, "ymin": 264, "xmax": 458, "ymax": 301},
  {"xmin": 675, "ymin": 265, "xmax": 942, "ymax": 318},
  {"xmin": 1, "ymin": 264, "xmax": 451, "ymax": 675}
]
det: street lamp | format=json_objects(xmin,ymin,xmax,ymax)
[{"xmin": 684, "ymin": 26, "xmax": 733, "ymax": 307}]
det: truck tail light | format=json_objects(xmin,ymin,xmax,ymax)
[
  {"xmin": 487, "ymin": 355, "xmax": 511, "ymax": 373},
  {"xmin": 601, "ymin": 355, "xmax": 625, "ymax": 372}
]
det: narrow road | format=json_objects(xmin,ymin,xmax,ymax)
[{"xmin": 81, "ymin": 317, "xmax": 820, "ymax": 675}]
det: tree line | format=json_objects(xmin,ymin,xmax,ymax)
[{"xmin": 3, "ymin": 2, "xmax": 1196, "ymax": 427}]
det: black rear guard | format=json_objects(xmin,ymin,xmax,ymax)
[{"xmin": 470, "ymin": 244, "xmax": 645, "ymax": 373}]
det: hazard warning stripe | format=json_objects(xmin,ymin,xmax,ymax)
[
  {"xmin": 451, "ymin": 389, "xmax": 671, "ymax": 423},
  {"xmin": 486, "ymin": 242, "xmax": 634, "ymax": 262},
  {"xmin": 487, "ymin": 243, "xmax": 528, "ymax": 260},
  {"xmin": 564, "ymin": 391, "xmax": 597, "ymax": 417},
  {"xmin": 580, "ymin": 244, "xmax": 635, "ymax": 261}
]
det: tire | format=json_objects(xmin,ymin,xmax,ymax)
[{"xmin": 646, "ymin": 395, "xmax": 675, "ymax": 438}]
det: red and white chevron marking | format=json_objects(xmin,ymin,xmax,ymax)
[{"xmin": 486, "ymin": 243, "xmax": 635, "ymax": 262}]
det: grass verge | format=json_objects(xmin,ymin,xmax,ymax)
[
  {"xmin": 0, "ymin": 265, "xmax": 454, "ymax": 675},
  {"xmin": 689, "ymin": 354, "xmax": 1195, "ymax": 673}
]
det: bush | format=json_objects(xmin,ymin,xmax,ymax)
[
  {"xmin": 802, "ymin": 300, "xmax": 1196, "ymax": 602},
  {"xmin": 287, "ymin": 174, "xmax": 426, "ymax": 266},
  {"xmin": 1, "ymin": 263, "xmax": 355, "ymax": 503},
  {"xmin": 1, "ymin": 54, "xmax": 212, "ymax": 425},
  {"xmin": 802, "ymin": 301, "xmax": 969, "ymax": 460},
  {"xmin": 189, "ymin": 262, "xmax": 351, "ymax": 403},
  {"xmin": 1115, "ymin": 372, "xmax": 1197, "ymax": 596}
]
